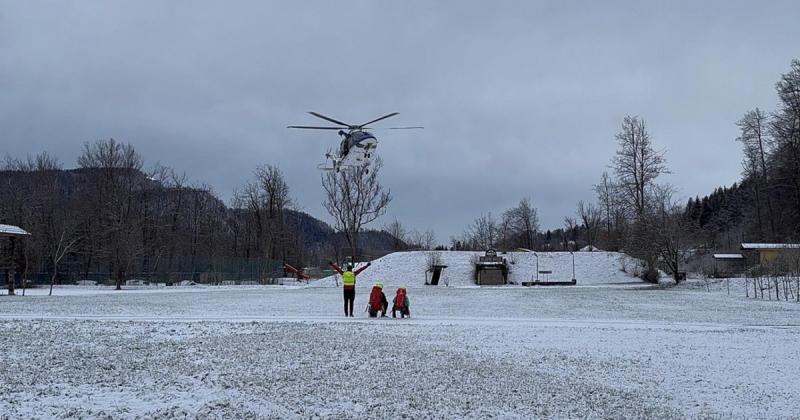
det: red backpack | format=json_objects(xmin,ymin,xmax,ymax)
[
  {"xmin": 395, "ymin": 288, "xmax": 406, "ymax": 309},
  {"xmin": 369, "ymin": 286, "xmax": 384, "ymax": 310}
]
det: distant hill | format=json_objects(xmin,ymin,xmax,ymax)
[{"xmin": 285, "ymin": 209, "xmax": 402, "ymax": 252}]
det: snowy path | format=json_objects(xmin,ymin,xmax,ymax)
[{"xmin": 2, "ymin": 284, "xmax": 800, "ymax": 418}]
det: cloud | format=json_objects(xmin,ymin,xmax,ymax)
[{"xmin": 2, "ymin": 0, "xmax": 799, "ymax": 241}]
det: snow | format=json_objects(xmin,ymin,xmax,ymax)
[
  {"xmin": 579, "ymin": 245, "xmax": 602, "ymax": 252},
  {"xmin": 313, "ymin": 251, "xmax": 643, "ymax": 288},
  {"xmin": 0, "ymin": 224, "xmax": 29, "ymax": 236},
  {"xmin": 75, "ymin": 280, "xmax": 97, "ymax": 286},
  {"xmin": 740, "ymin": 243, "xmax": 800, "ymax": 250},
  {"xmin": 2, "ymin": 280, "xmax": 800, "ymax": 417}
]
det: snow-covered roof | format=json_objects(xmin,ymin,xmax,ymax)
[
  {"xmin": 0, "ymin": 224, "xmax": 30, "ymax": 236},
  {"xmin": 713, "ymin": 253, "xmax": 744, "ymax": 260},
  {"xmin": 741, "ymin": 243, "xmax": 800, "ymax": 250},
  {"xmin": 475, "ymin": 260, "xmax": 505, "ymax": 266}
]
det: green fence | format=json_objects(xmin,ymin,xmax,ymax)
[{"xmin": 25, "ymin": 256, "xmax": 285, "ymax": 285}]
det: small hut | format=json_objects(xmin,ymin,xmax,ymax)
[
  {"xmin": 712, "ymin": 253, "xmax": 745, "ymax": 278},
  {"xmin": 475, "ymin": 249, "xmax": 508, "ymax": 285},
  {"xmin": 1, "ymin": 224, "xmax": 31, "ymax": 295}
]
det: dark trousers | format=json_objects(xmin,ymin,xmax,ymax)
[
  {"xmin": 392, "ymin": 307, "xmax": 410, "ymax": 318},
  {"xmin": 368, "ymin": 304, "xmax": 387, "ymax": 318},
  {"xmin": 343, "ymin": 288, "xmax": 355, "ymax": 316}
]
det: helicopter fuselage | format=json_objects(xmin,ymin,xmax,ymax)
[{"xmin": 335, "ymin": 130, "xmax": 378, "ymax": 169}]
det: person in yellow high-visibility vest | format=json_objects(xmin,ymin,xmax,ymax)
[{"xmin": 329, "ymin": 261, "xmax": 371, "ymax": 317}]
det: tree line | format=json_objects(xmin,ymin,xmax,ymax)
[
  {"xmin": 0, "ymin": 139, "xmax": 330, "ymax": 291},
  {"xmin": 447, "ymin": 59, "xmax": 800, "ymax": 282},
  {"xmin": 569, "ymin": 59, "xmax": 800, "ymax": 281},
  {"xmin": 686, "ymin": 60, "xmax": 800, "ymax": 245}
]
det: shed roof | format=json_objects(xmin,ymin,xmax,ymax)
[
  {"xmin": 713, "ymin": 253, "xmax": 744, "ymax": 260},
  {"xmin": 0, "ymin": 224, "xmax": 30, "ymax": 237},
  {"xmin": 741, "ymin": 243, "xmax": 800, "ymax": 250}
]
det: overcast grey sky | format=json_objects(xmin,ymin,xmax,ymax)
[{"xmin": 2, "ymin": 1, "xmax": 799, "ymax": 242}]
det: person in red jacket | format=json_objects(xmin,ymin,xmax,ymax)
[
  {"xmin": 392, "ymin": 287, "xmax": 411, "ymax": 318},
  {"xmin": 367, "ymin": 283, "xmax": 388, "ymax": 318},
  {"xmin": 329, "ymin": 261, "xmax": 371, "ymax": 317}
]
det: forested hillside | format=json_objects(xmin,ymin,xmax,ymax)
[{"xmin": 0, "ymin": 141, "xmax": 399, "ymax": 287}]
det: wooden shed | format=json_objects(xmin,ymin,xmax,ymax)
[{"xmin": 712, "ymin": 253, "xmax": 746, "ymax": 278}]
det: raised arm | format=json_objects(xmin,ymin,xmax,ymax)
[
  {"xmin": 328, "ymin": 261, "xmax": 344, "ymax": 275},
  {"xmin": 354, "ymin": 262, "xmax": 372, "ymax": 275}
]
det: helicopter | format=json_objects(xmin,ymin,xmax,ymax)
[{"xmin": 287, "ymin": 112, "xmax": 422, "ymax": 172}]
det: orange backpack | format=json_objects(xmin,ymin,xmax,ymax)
[
  {"xmin": 395, "ymin": 288, "xmax": 406, "ymax": 309},
  {"xmin": 369, "ymin": 286, "xmax": 384, "ymax": 310}
]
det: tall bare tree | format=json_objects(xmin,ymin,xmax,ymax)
[
  {"xmin": 612, "ymin": 116, "xmax": 668, "ymax": 219},
  {"xmin": 255, "ymin": 165, "xmax": 292, "ymax": 261},
  {"xmin": 737, "ymin": 108, "xmax": 776, "ymax": 240},
  {"xmin": 322, "ymin": 158, "xmax": 391, "ymax": 261},
  {"xmin": 594, "ymin": 171, "xmax": 618, "ymax": 248},
  {"xmin": 78, "ymin": 139, "xmax": 145, "ymax": 289},
  {"xmin": 771, "ymin": 59, "xmax": 800, "ymax": 232}
]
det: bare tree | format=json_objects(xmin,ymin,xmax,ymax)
[
  {"xmin": 563, "ymin": 217, "xmax": 579, "ymax": 250},
  {"xmin": 770, "ymin": 59, "xmax": 800, "ymax": 233},
  {"xmin": 577, "ymin": 200, "xmax": 603, "ymax": 248},
  {"xmin": 594, "ymin": 171, "xmax": 618, "ymax": 248},
  {"xmin": 409, "ymin": 229, "xmax": 437, "ymax": 250},
  {"xmin": 422, "ymin": 229, "xmax": 437, "ymax": 250},
  {"xmin": 465, "ymin": 213, "xmax": 498, "ymax": 250},
  {"xmin": 501, "ymin": 198, "xmax": 539, "ymax": 249},
  {"xmin": 737, "ymin": 108, "xmax": 776, "ymax": 240},
  {"xmin": 641, "ymin": 184, "xmax": 692, "ymax": 282},
  {"xmin": 382, "ymin": 218, "xmax": 407, "ymax": 250},
  {"xmin": 48, "ymin": 229, "xmax": 80, "ymax": 296},
  {"xmin": 612, "ymin": 116, "xmax": 668, "ymax": 219},
  {"xmin": 255, "ymin": 165, "xmax": 293, "ymax": 261},
  {"xmin": 78, "ymin": 139, "xmax": 145, "ymax": 290},
  {"xmin": 322, "ymin": 158, "xmax": 391, "ymax": 261}
]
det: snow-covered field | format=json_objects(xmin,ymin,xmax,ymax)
[
  {"xmin": 2, "ymin": 282, "xmax": 800, "ymax": 418},
  {"xmin": 314, "ymin": 250, "xmax": 643, "ymax": 287}
]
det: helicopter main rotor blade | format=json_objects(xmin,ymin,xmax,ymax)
[
  {"xmin": 358, "ymin": 112, "xmax": 399, "ymax": 128},
  {"xmin": 308, "ymin": 112, "xmax": 351, "ymax": 127},
  {"xmin": 287, "ymin": 125, "xmax": 345, "ymax": 130},
  {"xmin": 363, "ymin": 126, "xmax": 424, "ymax": 130}
]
